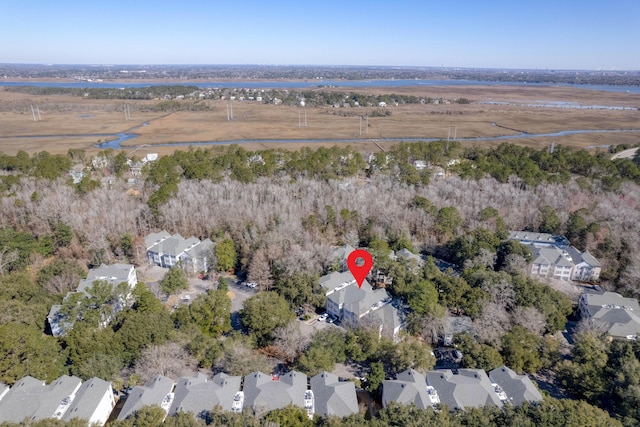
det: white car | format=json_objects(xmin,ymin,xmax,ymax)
[{"xmin": 318, "ymin": 314, "xmax": 328, "ymax": 322}]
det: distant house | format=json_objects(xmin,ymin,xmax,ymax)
[
  {"xmin": 169, "ymin": 373, "xmax": 242, "ymax": 418},
  {"xmin": 242, "ymin": 371, "xmax": 307, "ymax": 414},
  {"xmin": 326, "ymin": 244, "xmax": 356, "ymax": 272},
  {"xmin": 142, "ymin": 153, "xmax": 158, "ymax": 163},
  {"xmin": 78, "ymin": 263, "xmax": 137, "ymax": 294},
  {"xmin": 413, "ymin": 160, "xmax": 427, "ymax": 170},
  {"xmin": 129, "ymin": 161, "xmax": 144, "ymax": 176},
  {"xmin": 62, "ymin": 378, "xmax": 115, "ymax": 426},
  {"xmin": 47, "ymin": 264, "xmax": 138, "ymax": 337},
  {"xmin": 68, "ymin": 165, "xmax": 85, "ymax": 184},
  {"xmin": 567, "ymin": 247, "xmax": 601, "ymax": 281},
  {"xmin": 509, "ymin": 230, "xmax": 601, "ymax": 281},
  {"xmin": 396, "ymin": 248, "xmax": 424, "ymax": 267},
  {"xmin": 0, "ymin": 375, "xmax": 82, "ymax": 424},
  {"xmin": 529, "ymin": 246, "xmax": 574, "ymax": 281},
  {"xmin": 145, "ymin": 231, "xmax": 214, "ymax": 274},
  {"xmin": 91, "ymin": 155, "xmax": 109, "ymax": 170},
  {"xmin": 509, "ymin": 231, "xmax": 569, "ymax": 248},
  {"xmin": 247, "ymin": 154, "xmax": 265, "ymax": 165},
  {"xmin": 310, "ymin": 372, "xmax": 359, "ymax": 418},
  {"xmin": 117, "ymin": 375, "xmax": 175, "ymax": 421},
  {"xmin": 578, "ymin": 290, "xmax": 640, "ymax": 340},
  {"xmin": 425, "ymin": 369, "xmax": 505, "ymax": 411},
  {"xmin": 441, "ymin": 315, "xmax": 475, "ymax": 346},
  {"xmin": 488, "ymin": 366, "xmax": 543, "ymax": 406}
]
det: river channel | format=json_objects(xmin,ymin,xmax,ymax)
[
  {"xmin": 87, "ymin": 128, "xmax": 640, "ymax": 150},
  {"xmin": 3, "ymin": 128, "xmax": 638, "ymax": 150}
]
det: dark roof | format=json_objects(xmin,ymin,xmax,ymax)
[
  {"xmin": 62, "ymin": 377, "xmax": 114, "ymax": 423},
  {"xmin": 425, "ymin": 369, "xmax": 503, "ymax": 411},
  {"xmin": 489, "ymin": 366, "xmax": 543, "ymax": 406},
  {"xmin": 382, "ymin": 369, "xmax": 432, "ymax": 410},
  {"xmin": 581, "ymin": 291, "xmax": 640, "ymax": 338},
  {"xmin": 117, "ymin": 375, "xmax": 175, "ymax": 421},
  {"xmin": 169, "ymin": 373, "xmax": 241, "ymax": 417},
  {"xmin": 243, "ymin": 371, "xmax": 307, "ymax": 413},
  {"xmin": 310, "ymin": 372, "xmax": 358, "ymax": 417},
  {"xmin": 0, "ymin": 375, "xmax": 82, "ymax": 423}
]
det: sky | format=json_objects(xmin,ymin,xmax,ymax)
[{"xmin": 1, "ymin": 0, "xmax": 639, "ymax": 70}]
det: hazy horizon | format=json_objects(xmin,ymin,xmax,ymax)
[
  {"xmin": 2, "ymin": 0, "xmax": 639, "ymax": 70},
  {"xmin": 2, "ymin": 63, "xmax": 638, "ymax": 72}
]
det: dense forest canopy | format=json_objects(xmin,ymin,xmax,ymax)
[{"xmin": 1, "ymin": 140, "xmax": 640, "ymax": 425}]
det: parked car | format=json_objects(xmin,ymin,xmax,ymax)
[{"xmin": 318, "ymin": 313, "xmax": 328, "ymax": 322}]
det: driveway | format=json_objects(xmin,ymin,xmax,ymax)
[{"xmin": 226, "ymin": 277, "xmax": 259, "ymax": 330}]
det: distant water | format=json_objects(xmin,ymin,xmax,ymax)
[
  {"xmin": 1, "ymin": 79, "xmax": 640, "ymax": 94},
  {"xmin": 90, "ymin": 128, "xmax": 640, "ymax": 150}
]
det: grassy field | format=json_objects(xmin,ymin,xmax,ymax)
[{"xmin": 0, "ymin": 84, "xmax": 638, "ymax": 156}]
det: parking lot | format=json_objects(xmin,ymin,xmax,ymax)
[{"xmin": 434, "ymin": 347, "xmax": 463, "ymax": 369}]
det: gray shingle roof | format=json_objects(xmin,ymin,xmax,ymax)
[
  {"xmin": 344, "ymin": 288, "xmax": 389, "ymax": 318},
  {"xmin": 169, "ymin": 373, "xmax": 241, "ymax": 417},
  {"xmin": 581, "ymin": 291, "xmax": 640, "ymax": 338},
  {"xmin": 185, "ymin": 238, "xmax": 214, "ymax": 261},
  {"xmin": 77, "ymin": 263, "xmax": 135, "ymax": 294},
  {"xmin": 147, "ymin": 234, "xmax": 200, "ymax": 258},
  {"xmin": 368, "ymin": 304, "xmax": 403, "ymax": 338},
  {"xmin": 581, "ymin": 250, "xmax": 601, "ymax": 267},
  {"xmin": 396, "ymin": 248, "xmax": 424, "ymax": 265},
  {"xmin": 327, "ymin": 244, "xmax": 355, "ymax": 266},
  {"xmin": 310, "ymin": 372, "xmax": 358, "ymax": 417},
  {"xmin": 62, "ymin": 377, "xmax": 114, "ymax": 424},
  {"xmin": 382, "ymin": 369, "xmax": 432, "ymax": 409},
  {"xmin": 319, "ymin": 271, "xmax": 356, "ymax": 294},
  {"xmin": 509, "ymin": 231, "xmax": 569, "ymax": 247},
  {"xmin": 145, "ymin": 231, "xmax": 171, "ymax": 250},
  {"xmin": 117, "ymin": 375, "xmax": 175, "ymax": 421},
  {"xmin": 0, "ymin": 375, "xmax": 82, "ymax": 423},
  {"xmin": 425, "ymin": 369, "xmax": 503, "ymax": 411},
  {"xmin": 243, "ymin": 371, "xmax": 307, "ymax": 413},
  {"xmin": 489, "ymin": 366, "xmax": 543, "ymax": 406},
  {"xmin": 530, "ymin": 246, "xmax": 573, "ymax": 267}
]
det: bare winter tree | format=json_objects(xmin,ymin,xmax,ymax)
[
  {"xmin": 272, "ymin": 320, "xmax": 311, "ymax": 364},
  {"xmin": 474, "ymin": 302, "xmax": 511, "ymax": 345},
  {"xmin": 134, "ymin": 342, "xmax": 198, "ymax": 382},
  {"xmin": 574, "ymin": 317, "xmax": 610, "ymax": 338},
  {"xmin": 413, "ymin": 313, "xmax": 445, "ymax": 345},
  {"xmin": 218, "ymin": 339, "xmax": 275, "ymax": 377},
  {"xmin": 501, "ymin": 253, "xmax": 528, "ymax": 275},
  {"xmin": 482, "ymin": 277, "xmax": 516, "ymax": 310},
  {"xmin": 247, "ymin": 248, "xmax": 274, "ymax": 291},
  {"xmin": 512, "ymin": 306, "xmax": 547, "ymax": 336},
  {"xmin": 463, "ymin": 248, "xmax": 497, "ymax": 271},
  {"xmin": 0, "ymin": 247, "xmax": 18, "ymax": 276}
]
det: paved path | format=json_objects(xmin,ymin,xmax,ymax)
[{"xmin": 611, "ymin": 147, "xmax": 638, "ymax": 160}]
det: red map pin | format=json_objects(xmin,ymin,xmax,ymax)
[{"xmin": 347, "ymin": 249, "xmax": 373, "ymax": 289}]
